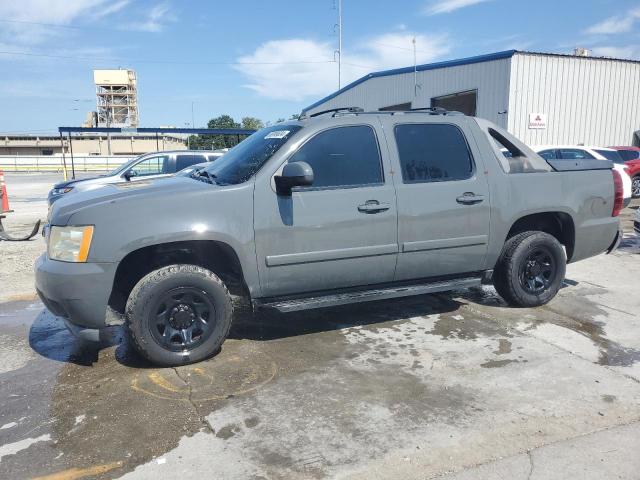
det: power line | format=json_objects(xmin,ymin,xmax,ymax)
[
  {"xmin": 0, "ymin": 18, "xmax": 83, "ymax": 29},
  {"xmin": 0, "ymin": 50, "xmax": 336, "ymax": 66}
]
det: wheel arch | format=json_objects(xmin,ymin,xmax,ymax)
[
  {"xmin": 505, "ymin": 211, "xmax": 575, "ymax": 261},
  {"xmin": 108, "ymin": 240, "xmax": 247, "ymax": 314}
]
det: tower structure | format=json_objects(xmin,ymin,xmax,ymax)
[{"xmin": 93, "ymin": 69, "xmax": 139, "ymax": 128}]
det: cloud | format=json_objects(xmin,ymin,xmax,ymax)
[
  {"xmin": 234, "ymin": 33, "xmax": 450, "ymax": 102},
  {"xmin": 124, "ymin": 2, "xmax": 173, "ymax": 32},
  {"xmin": 592, "ymin": 45, "xmax": 639, "ymax": 59},
  {"xmin": 0, "ymin": 0, "xmax": 128, "ymax": 46},
  {"xmin": 585, "ymin": 7, "xmax": 640, "ymax": 35},
  {"xmin": 423, "ymin": 0, "xmax": 491, "ymax": 15}
]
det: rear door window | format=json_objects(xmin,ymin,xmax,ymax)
[
  {"xmin": 394, "ymin": 123, "xmax": 473, "ymax": 183},
  {"xmin": 557, "ymin": 149, "xmax": 595, "ymax": 160},
  {"xmin": 176, "ymin": 154, "xmax": 207, "ymax": 171},
  {"xmin": 288, "ymin": 125, "xmax": 383, "ymax": 189}
]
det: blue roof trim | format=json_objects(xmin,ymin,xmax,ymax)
[{"xmin": 302, "ymin": 49, "xmax": 518, "ymax": 113}]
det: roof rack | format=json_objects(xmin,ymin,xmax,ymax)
[
  {"xmin": 407, "ymin": 107, "xmax": 464, "ymax": 115},
  {"xmin": 299, "ymin": 107, "xmax": 364, "ymax": 120},
  {"xmin": 299, "ymin": 106, "xmax": 465, "ymax": 119}
]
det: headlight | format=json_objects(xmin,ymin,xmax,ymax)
[
  {"xmin": 48, "ymin": 226, "xmax": 94, "ymax": 262},
  {"xmin": 52, "ymin": 187, "xmax": 73, "ymax": 195}
]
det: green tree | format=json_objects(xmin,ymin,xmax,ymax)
[
  {"xmin": 241, "ymin": 116, "xmax": 264, "ymax": 130},
  {"xmin": 188, "ymin": 115, "xmax": 240, "ymax": 150}
]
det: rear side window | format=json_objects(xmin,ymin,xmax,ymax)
[
  {"xmin": 176, "ymin": 154, "xmax": 206, "ymax": 171},
  {"xmin": 558, "ymin": 149, "xmax": 595, "ymax": 160},
  {"xmin": 617, "ymin": 149, "xmax": 640, "ymax": 161},
  {"xmin": 289, "ymin": 125, "xmax": 383, "ymax": 188},
  {"xmin": 595, "ymin": 149, "xmax": 626, "ymax": 164},
  {"xmin": 394, "ymin": 124, "xmax": 473, "ymax": 183}
]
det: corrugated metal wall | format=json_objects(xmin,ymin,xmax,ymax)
[
  {"xmin": 306, "ymin": 58, "xmax": 512, "ymax": 129},
  {"xmin": 509, "ymin": 53, "xmax": 640, "ymax": 146}
]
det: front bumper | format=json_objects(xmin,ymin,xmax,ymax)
[{"xmin": 35, "ymin": 254, "xmax": 117, "ymax": 329}]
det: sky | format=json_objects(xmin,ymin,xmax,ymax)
[{"xmin": 0, "ymin": 0, "xmax": 639, "ymax": 133}]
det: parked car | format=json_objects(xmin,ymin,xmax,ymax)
[
  {"xmin": 609, "ymin": 147, "xmax": 640, "ymax": 198},
  {"xmin": 635, "ymin": 207, "xmax": 640, "ymax": 235},
  {"xmin": 37, "ymin": 109, "xmax": 622, "ymax": 366},
  {"xmin": 48, "ymin": 150, "xmax": 225, "ymax": 205},
  {"xmin": 533, "ymin": 146, "xmax": 632, "ymax": 205}
]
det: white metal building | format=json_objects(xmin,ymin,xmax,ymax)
[{"xmin": 303, "ymin": 50, "xmax": 640, "ymax": 146}]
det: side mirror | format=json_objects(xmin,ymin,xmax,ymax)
[
  {"xmin": 274, "ymin": 161, "xmax": 314, "ymax": 196},
  {"xmin": 123, "ymin": 169, "xmax": 137, "ymax": 181}
]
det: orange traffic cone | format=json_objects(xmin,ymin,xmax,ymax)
[{"xmin": 0, "ymin": 170, "xmax": 12, "ymax": 214}]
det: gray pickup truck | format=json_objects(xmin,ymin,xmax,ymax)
[{"xmin": 36, "ymin": 108, "xmax": 623, "ymax": 366}]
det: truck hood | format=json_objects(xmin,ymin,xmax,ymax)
[{"xmin": 50, "ymin": 176, "xmax": 211, "ymax": 225}]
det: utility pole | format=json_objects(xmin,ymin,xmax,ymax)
[
  {"xmin": 413, "ymin": 37, "xmax": 418, "ymax": 98},
  {"xmin": 335, "ymin": 0, "xmax": 343, "ymax": 90},
  {"xmin": 106, "ymin": 108, "xmax": 112, "ymax": 156}
]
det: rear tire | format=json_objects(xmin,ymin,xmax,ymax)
[
  {"xmin": 493, "ymin": 231, "xmax": 565, "ymax": 307},
  {"xmin": 125, "ymin": 264, "xmax": 233, "ymax": 366}
]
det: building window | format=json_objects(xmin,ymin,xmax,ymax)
[
  {"xmin": 379, "ymin": 102, "xmax": 412, "ymax": 112},
  {"xmin": 431, "ymin": 89, "xmax": 477, "ymax": 116},
  {"xmin": 41, "ymin": 149, "xmax": 54, "ymax": 156},
  {"xmin": 394, "ymin": 124, "xmax": 474, "ymax": 183}
]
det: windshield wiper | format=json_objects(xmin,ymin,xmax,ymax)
[{"xmin": 193, "ymin": 170, "xmax": 218, "ymax": 184}]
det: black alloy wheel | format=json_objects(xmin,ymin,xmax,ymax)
[
  {"xmin": 150, "ymin": 287, "xmax": 216, "ymax": 351},
  {"xmin": 518, "ymin": 247, "xmax": 556, "ymax": 294}
]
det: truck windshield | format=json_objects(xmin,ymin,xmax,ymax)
[
  {"xmin": 199, "ymin": 125, "xmax": 302, "ymax": 185},
  {"xmin": 594, "ymin": 149, "xmax": 626, "ymax": 164}
]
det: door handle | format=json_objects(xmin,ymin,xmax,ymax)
[
  {"xmin": 456, "ymin": 192, "xmax": 485, "ymax": 205},
  {"xmin": 358, "ymin": 200, "xmax": 390, "ymax": 214}
]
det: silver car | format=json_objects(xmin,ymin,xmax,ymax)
[{"xmin": 48, "ymin": 150, "xmax": 225, "ymax": 205}]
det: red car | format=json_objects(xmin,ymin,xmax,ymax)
[{"xmin": 609, "ymin": 146, "xmax": 640, "ymax": 198}]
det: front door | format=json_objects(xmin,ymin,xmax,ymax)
[
  {"xmin": 254, "ymin": 123, "xmax": 398, "ymax": 297},
  {"xmin": 381, "ymin": 118, "xmax": 491, "ymax": 281}
]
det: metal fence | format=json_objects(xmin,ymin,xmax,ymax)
[{"xmin": 0, "ymin": 155, "xmax": 135, "ymax": 173}]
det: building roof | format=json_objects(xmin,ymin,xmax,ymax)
[{"xmin": 303, "ymin": 49, "xmax": 640, "ymax": 113}]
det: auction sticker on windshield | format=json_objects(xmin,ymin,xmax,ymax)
[{"xmin": 264, "ymin": 130, "xmax": 290, "ymax": 139}]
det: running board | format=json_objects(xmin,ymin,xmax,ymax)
[{"xmin": 256, "ymin": 277, "xmax": 482, "ymax": 313}]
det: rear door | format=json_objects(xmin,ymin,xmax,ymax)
[
  {"xmin": 253, "ymin": 122, "xmax": 398, "ymax": 297},
  {"xmin": 381, "ymin": 117, "xmax": 491, "ymax": 281}
]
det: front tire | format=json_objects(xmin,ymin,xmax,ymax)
[
  {"xmin": 493, "ymin": 231, "xmax": 566, "ymax": 308},
  {"xmin": 125, "ymin": 264, "xmax": 233, "ymax": 366}
]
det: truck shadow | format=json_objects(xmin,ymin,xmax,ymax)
[{"xmin": 28, "ymin": 292, "xmax": 465, "ymax": 368}]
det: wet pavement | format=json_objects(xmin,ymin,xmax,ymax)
[{"xmin": 1, "ymin": 238, "xmax": 640, "ymax": 478}]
